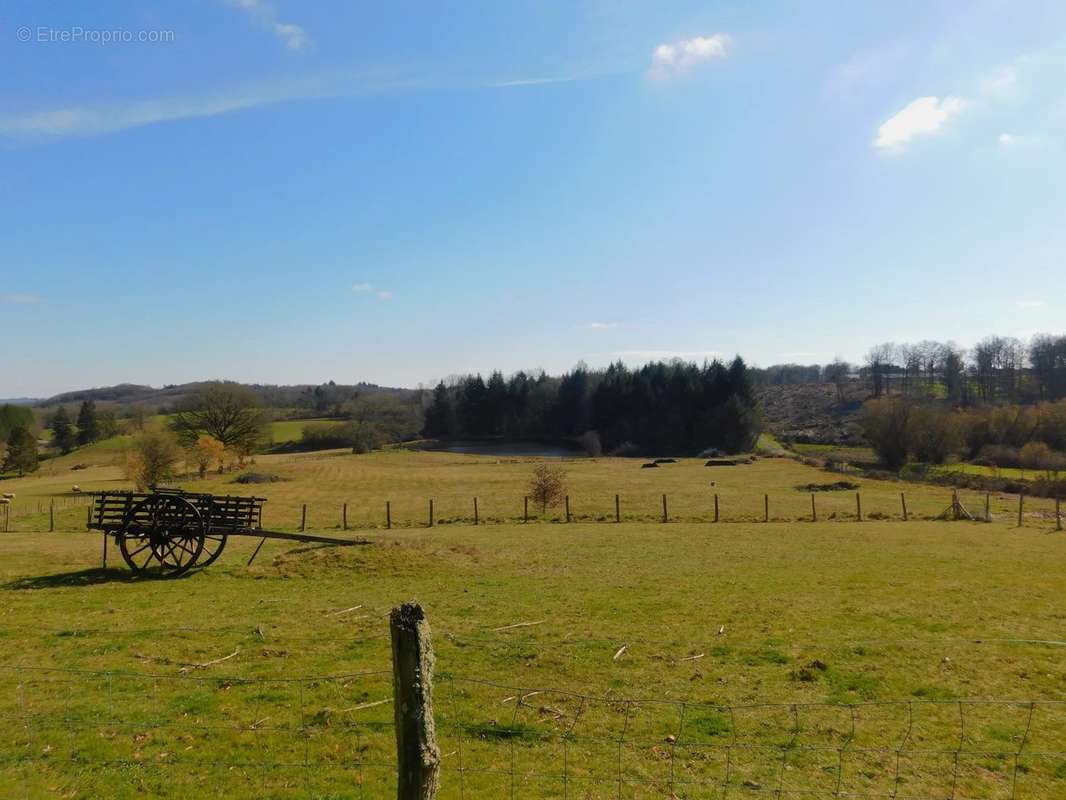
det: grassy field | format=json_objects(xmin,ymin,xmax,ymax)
[{"xmin": 0, "ymin": 452, "xmax": 1064, "ymax": 797}]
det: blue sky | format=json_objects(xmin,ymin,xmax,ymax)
[{"xmin": 2, "ymin": 1, "xmax": 1064, "ymax": 397}]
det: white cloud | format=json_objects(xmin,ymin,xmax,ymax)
[
  {"xmin": 586, "ymin": 322, "xmax": 619, "ymax": 330},
  {"xmin": 649, "ymin": 34, "xmax": 731, "ymax": 78},
  {"xmin": 230, "ymin": 0, "xmax": 310, "ymax": 51},
  {"xmin": 273, "ymin": 22, "xmax": 309, "ymax": 52},
  {"xmin": 981, "ymin": 65, "xmax": 1020, "ymax": 99},
  {"xmin": 0, "ymin": 293, "xmax": 40, "ymax": 304},
  {"xmin": 0, "ymin": 72, "xmax": 349, "ymax": 139},
  {"xmin": 874, "ymin": 96, "xmax": 966, "ymax": 152},
  {"xmin": 1016, "ymin": 299, "xmax": 1045, "ymax": 309},
  {"xmin": 352, "ymin": 283, "xmax": 392, "ymax": 300},
  {"xmin": 998, "ymin": 132, "xmax": 1043, "ymax": 151},
  {"xmin": 0, "ymin": 67, "xmax": 609, "ymax": 142}
]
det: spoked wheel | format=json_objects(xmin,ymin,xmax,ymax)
[
  {"xmin": 119, "ymin": 495, "xmax": 206, "ymax": 577},
  {"xmin": 196, "ymin": 532, "xmax": 228, "ymax": 568}
]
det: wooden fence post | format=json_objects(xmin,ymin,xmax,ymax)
[
  {"xmin": 1057, "ymin": 496, "xmax": 1062, "ymax": 531},
  {"xmin": 985, "ymin": 493, "xmax": 991, "ymax": 523},
  {"xmin": 523, "ymin": 496, "xmax": 528, "ymax": 523},
  {"xmin": 764, "ymin": 494, "xmax": 769, "ymax": 523},
  {"xmin": 615, "ymin": 494, "xmax": 620, "ymax": 523},
  {"xmin": 856, "ymin": 493, "xmax": 862, "ymax": 522},
  {"xmin": 714, "ymin": 493, "xmax": 719, "ymax": 523},
  {"xmin": 662, "ymin": 494, "xmax": 668, "ymax": 523},
  {"xmin": 473, "ymin": 497, "xmax": 478, "ymax": 526},
  {"xmin": 1017, "ymin": 493, "xmax": 1024, "ymax": 528},
  {"xmin": 387, "ymin": 501, "xmax": 392, "ymax": 530},
  {"xmin": 342, "ymin": 503, "xmax": 348, "ymax": 531},
  {"xmin": 49, "ymin": 500, "xmax": 55, "ymax": 533},
  {"xmin": 300, "ymin": 504, "xmax": 307, "ymax": 532},
  {"xmin": 565, "ymin": 495, "xmax": 571, "ymax": 523},
  {"xmin": 390, "ymin": 603, "xmax": 440, "ymax": 800},
  {"xmin": 428, "ymin": 500, "xmax": 434, "ymax": 528},
  {"xmin": 900, "ymin": 492, "xmax": 908, "ymax": 522},
  {"xmin": 810, "ymin": 493, "xmax": 817, "ymax": 523}
]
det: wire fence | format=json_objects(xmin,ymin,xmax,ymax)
[{"xmin": 2, "ymin": 616, "xmax": 1065, "ymax": 799}]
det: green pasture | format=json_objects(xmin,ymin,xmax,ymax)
[{"xmin": 0, "ymin": 452, "xmax": 1064, "ymax": 797}]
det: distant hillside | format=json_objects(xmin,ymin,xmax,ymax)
[
  {"xmin": 758, "ymin": 380, "xmax": 867, "ymax": 445},
  {"xmin": 34, "ymin": 380, "xmax": 416, "ymax": 412}
]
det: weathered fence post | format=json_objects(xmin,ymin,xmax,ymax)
[
  {"xmin": 1017, "ymin": 493, "xmax": 1024, "ymax": 528},
  {"xmin": 387, "ymin": 501, "xmax": 392, "ymax": 530},
  {"xmin": 856, "ymin": 493, "xmax": 862, "ymax": 522},
  {"xmin": 1057, "ymin": 496, "xmax": 1062, "ymax": 531},
  {"xmin": 900, "ymin": 492, "xmax": 908, "ymax": 522},
  {"xmin": 764, "ymin": 494, "xmax": 769, "ymax": 523},
  {"xmin": 390, "ymin": 603, "xmax": 440, "ymax": 800},
  {"xmin": 713, "ymin": 493, "xmax": 719, "ymax": 523},
  {"xmin": 985, "ymin": 493, "xmax": 991, "ymax": 523},
  {"xmin": 428, "ymin": 500, "xmax": 434, "ymax": 528},
  {"xmin": 300, "ymin": 504, "xmax": 307, "ymax": 532},
  {"xmin": 565, "ymin": 495, "xmax": 571, "ymax": 523},
  {"xmin": 615, "ymin": 494, "xmax": 620, "ymax": 523},
  {"xmin": 49, "ymin": 500, "xmax": 55, "ymax": 533},
  {"xmin": 662, "ymin": 494, "xmax": 668, "ymax": 523},
  {"xmin": 473, "ymin": 498, "xmax": 478, "ymax": 526},
  {"xmin": 810, "ymin": 493, "xmax": 817, "ymax": 523},
  {"xmin": 342, "ymin": 503, "xmax": 348, "ymax": 531},
  {"xmin": 523, "ymin": 496, "xmax": 528, "ymax": 523}
]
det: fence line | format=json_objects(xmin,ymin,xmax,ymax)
[{"xmin": 4, "ymin": 488, "xmax": 1063, "ymax": 533}]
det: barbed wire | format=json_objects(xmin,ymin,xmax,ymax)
[{"xmin": 3, "ymin": 661, "xmax": 1065, "ymax": 797}]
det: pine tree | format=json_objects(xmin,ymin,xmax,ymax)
[
  {"xmin": 76, "ymin": 400, "xmax": 100, "ymax": 446},
  {"xmin": 3, "ymin": 427, "xmax": 39, "ymax": 476},
  {"xmin": 51, "ymin": 406, "xmax": 76, "ymax": 454}
]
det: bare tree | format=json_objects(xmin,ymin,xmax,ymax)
[
  {"xmin": 173, "ymin": 383, "xmax": 266, "ymax": 452},
  {"xmin": 528, "ymin": 464, "xmax": 567, "ymax": 514}
]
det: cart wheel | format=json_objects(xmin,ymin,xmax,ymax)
[
  {"xmin": 196, "ymin": 533, "xmax": 228, "ymax": 568},
  {"xmin": 119, "ymin": 494, "xmax": 205, "ymax": 576}
]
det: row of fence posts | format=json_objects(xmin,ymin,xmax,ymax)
[
  {"xmin": 2, "ymin": 492, "xmax": 1062, "ymax": 534},
  {"xmin": 289, "ymin": 488, "xmax": 1066, "ymax": 533},
  {"xmin": 1, "ymin": 496, "xmax": 94, "ymax": 533}
]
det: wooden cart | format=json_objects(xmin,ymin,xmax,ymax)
[{"xmin": 88, "ymin": 488, "xmax": 360, "ymax": 576}]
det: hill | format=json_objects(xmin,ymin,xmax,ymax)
[
  {"xmin": 758, "ymin": 379, "xmax": 867, "ymax": 445},
  {"xmin": 33, "ymin": 380, "xmax": 416, "ymax": 412}
]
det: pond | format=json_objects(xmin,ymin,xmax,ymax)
[{"xmin": 430, "ymin": 440, "xmax": 586, "ymax": 458}]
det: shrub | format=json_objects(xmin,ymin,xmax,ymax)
[
  {"xmin": 860, "ymin": 398, "xmax": 913, "ymax": 470},
  {"xmin": 125, "ymin": 430, "xmax": 181, "ymax": 490}
]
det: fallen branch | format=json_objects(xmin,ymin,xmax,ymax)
[
  {"xmin": 328, "ymin": 604, "xmax": 364, "ymax": 617},
  {"xmin": 340, "ymin": 698, "xmax": 391, "ymax": 713},
  {"xmin": 678, "ymin": 653, "xmax": 705, "ymax": 662},
  {"xmin": 491, "ymin": 620, "xmax": 545, "ymax": 632},
  {"xmin": 613, "ymin": 644, "xmax": 629, "ymax": 661},
  {"xmin": 179, "ymin": 649, "xmax": 239, "ymax": 674}
]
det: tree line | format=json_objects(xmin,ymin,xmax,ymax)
[
  {"xmin": 423, "ymin": 358, "xmax": 762, "ymax": 456},
  {"xmin": 864, "ymin": 334, "xmax": 1066, "ymax": 403},
  {"xmin": 861, "ymin": 396, "xmax": 1066, "ymax": 472}
]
